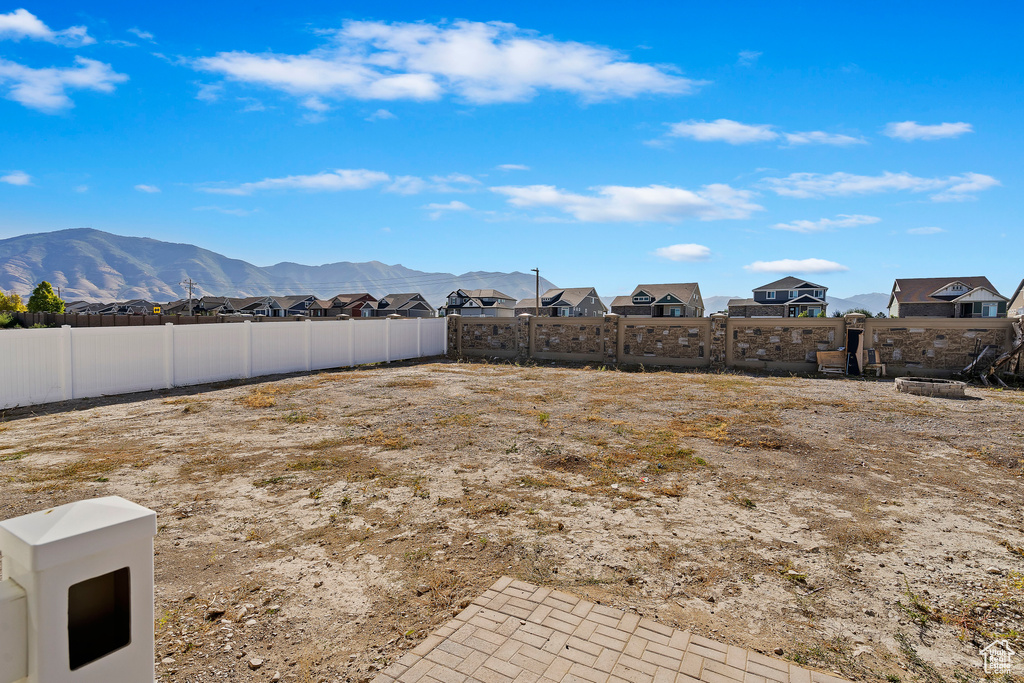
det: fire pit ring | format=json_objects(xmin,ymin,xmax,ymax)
[{"xmin": 894, "ymin": 376, "xmax": 967, "ymax": 398}]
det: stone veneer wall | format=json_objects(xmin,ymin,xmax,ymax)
[
  {"xmin": 729, "ymin": 320, "xmax": 843, "ymax": 367},
  {"xmin": 448, "ymin": 314, "xmax": 1019, "ymax": 376},
  {"xmin": 621, "ymin": 322, "xmax": 708, "ymax": 363},
  {"xmin": 458, "ymin": 320, "xmax": 518, "ymax": 358},
  {"xmin": 864, "ymin": 320, "xmax": 1013, "ymax": 373}
]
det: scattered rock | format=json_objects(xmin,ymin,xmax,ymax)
[
  {"xmin": 249, "ymin": 658, "xmax": 264, "ymax": 670},
  {"xmin": 161, "ymin": 657, "xmax": 176, "ymax": 665},
  {"xmin": 774, "ymin": 648, "xmax": 784, "ymax": 656}
]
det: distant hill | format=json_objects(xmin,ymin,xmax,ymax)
[{"xmin": 0, "ymin": 228, "xmax": 555, "ymax": 306}]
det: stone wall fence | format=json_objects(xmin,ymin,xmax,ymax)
[{"xmin": 448, "ymin": 313, "xmax": 1022, "ymax": 377}]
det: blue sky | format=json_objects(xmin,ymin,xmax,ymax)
[{"xmin": 0, "ymin": 1, "xmax": 1020, "ymax": 298}]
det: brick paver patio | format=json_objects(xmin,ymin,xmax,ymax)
[{"xmin": 373, "ymin": 577, "xmax": 850, "ymax": 683}]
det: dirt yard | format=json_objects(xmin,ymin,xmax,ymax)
[{"xmin": 1, "ymin": 360, "xmax": 1023, "ymax": 683}]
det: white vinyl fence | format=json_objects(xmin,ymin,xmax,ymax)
[{"xmin": 0, "ymin": 318, "xmax": 446, "ymax": 410}]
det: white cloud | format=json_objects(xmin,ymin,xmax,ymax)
[
  {"xmin": 127, "ymin": 27, "xmax": 155, "ymax": 42},
  {"xmin": 744, "ymin": 258, "xmax": 849, "ymax": 274},
  {"xmin": 365, "ymin": 108, "xmax": 395, "ymax": 121},
  {"xmin": 0, "ymin": 9, "xmax": 94, "ymax": 46},
  {"xmin": 497, "ymin": 163, "xmax": 530, "ymax": 171},
  {"xmin": 653, "ymin": 243, "xmax": 711, "ymax": 262},
  {"xmin": 667, "ymin": 118, "xmax": 777, "ymax": 144},
  {"xmin": 907, "ymin": 226, "xmax": 945, "ymax": 235},
  {"xmin": 195, "ymin": 82, "xmax": 223, "ymax": 102},
  {"xmin": 491, "ymin": 182, "xmax": 762, "ymax": 222},
  {"xmin": 930, "ymin": 172, "xmax": 1001, "ymax": 202},
  {"xmin": 201, "ymin": 168, "xmax": 391, "ymax": 195},
  {"xmin": 0, "ymin": 57, "xmax": 128, "ymax": 112},
  {"xmin": 759, "ymin": 170, "xmax": 999, "ymax": 202},
  {"xmin": 134, "ymin": 184, "xmax": 160, "ymax": 193},
  {"xmin": 883, "ymin": 121, "xmax": 972, "ymax": 141},
  {"xmin": 423, "ymin": 200, "xmax": 471, "ymax": 211},
  {"xmin": 0, "ymin": 170, "xmax": 32, "ymax": 185},
  {"xmin": 783, "ymin": 131, "xmax": 866, "ymax": 146},
  {"xmin": 74, "ymin": 184, "xmax": 88, "ymax": 192},
  {"xmin": 193, "ymin": 20, "xmax": 701, "ymax": 107},
  {"xmin": 386, "ymin": 175, "xmax": 428, "ymax": 195},
  {"xmin": 662, "ymin": 119, "xmax": 865, "ymax": 147},
  {"xmin": 772, "ymin": 214, "xmax": 880, "ymax": 233},
  {"xmin": 423, "ymin": 199, "xmax": 472, "ymax": 219},
  {"xmin": 737, "ymin": 50, "xmax": 762, "ymax": 66}
]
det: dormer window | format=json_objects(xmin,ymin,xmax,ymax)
[{"xmin": 634, "ymin": 295, "xmax": 651, "ymax": 303}]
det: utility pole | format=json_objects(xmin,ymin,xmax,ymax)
[
  {"xmin": 531, "ymin": 268, "xmax": 540, "ymax": 316},
  {"xmin": 181, "ymin": 278, "xmax": 194, "ymax": 315}
]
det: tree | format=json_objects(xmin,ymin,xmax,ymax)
[
  {"xmin": 0, "ymin": 291, "xmax": 26, "ymax": 312},
  {"xmin": 27, "ymin": 281, "xmax": 64, "ymax": 313}
]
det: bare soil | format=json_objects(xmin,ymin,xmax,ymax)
[{"xmin": 1, "ymin": 360, "xmax": 1023, "ymax": 683}]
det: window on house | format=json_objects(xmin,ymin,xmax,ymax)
[
  {"xmin": 982, "ymin": 303, "xmax": 998, "ymax": 317},
  {"xmin": 670, "ymin": 307, "xmax": 681, "ymax": 317},
  {"xmin": 814, "ymin": 290, "xmax": 824, "ymax": 298},
  {"xmin": 790, "ymin": 291, "xmax": 798, "ymax": 298},
  {"xmin": 766, "ymin": 291, "xmax": 776, "ymax": 300},
  {"xmin": 634, "ymin": 295, "xmax": 651, "ymax": 303}
]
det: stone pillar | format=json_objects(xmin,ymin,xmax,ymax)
[
  {"xmin": 515, "ymin": 314, "xmax": 532, "ymax": 361},
  {"xmin": 602, "ymin": 314, "xmax": 620, "ymax": 365},
  {"xmin": 446, "ymin": 314, "xmax": 461, "ymax": 360},
  {"xmin": 709, "ymin": 313, "xmax": 728, "ymax": 370}
]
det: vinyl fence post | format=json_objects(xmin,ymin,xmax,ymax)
[
  {"xmin": 416, "ymin": 317, "xmax": 422, "ymax": 358},
  {"xmin": 305, "ymin": 318, "xmax": 313, "ymax": 372},
  {"xmin": 163, "ymin": 323, "xmax": 174, "ymax": 389},
  {"xmin": 243, "ymin": 320, "xmax": 253, "ymax": 379},
  {"xmin": 347, "ymin": 319, "xmax": 355, "ymax": 367},
  {"xmin": 385, "ymin": 318, "xmax": 391, "ymax": 363},
  {"xmin": 60, "ymin": 325, "xmax": 73, "ymax": 401}
]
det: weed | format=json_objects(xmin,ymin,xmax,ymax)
[
  {"xmin": 503, "ymin": 440, "xmax": 519, "ymax": 455},
  {"xmin": 285, "ymin": 411, "xmax": 310, "ymax": 424},
  {"xmin": 0, "ymin": 451, "xmax": 26, "ymax": 462},
  {"xmin": 239, "ymin": 388, "xmax": 277, "ymax": 409},
  {"xmin": 253, "ymin": 476, "xmax": 292, "ymax": 488},
  {"xmin": 538, "ymin": 412, "xmax": 550, "ymax": 426},
  {"xmin": 309, "ymin": 487, "xmax": 322, "ymax": 500}
]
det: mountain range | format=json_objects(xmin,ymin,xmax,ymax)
[
  {"xmin": 1, "ymin": 228, "xmax": 891, "ymax": 313},
  {"xmin": 0, "ymin": 229, "xmax": 555, "ymax": 306}
]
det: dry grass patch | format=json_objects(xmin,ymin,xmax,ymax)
[{"xmin": 382, "ymin": 378, "xmax": 436, "ymax": 389}]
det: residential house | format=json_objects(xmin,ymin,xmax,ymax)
[
  {"xmin": 1009, "ymin": 279, "xmax": 1024, "ymax": 318},
  {"xmin": 513, "ymin": 287, "xmax": 607, "ymax": 317},
  {"xmin": 272, "ymin": 295, "xmax": 317, "ymax": 317},
  {"xmin": 888, "ymin": 277, "xmax": 1008, "ymax": 318},
  {"xmin": 227, "ymin": 296, "xmax": 275, "ymax": 316},
  {"xmin": 728, "ymin": 277, "xmax": 828, "ymax": 318},
  {"xmin": 439, "ymin": 289, "xmax": 517, "ymax": 317},
  {"xmin": 194, "ymin": 296, "xmax": 236, "ymax": 315},
  {"xmin": 114, "ymin": 299, "xmax": 160, "ymax": 315},
  {"xmin": 308, "ymin": 293, "xmax": 377, "ymax": 317},
  {"xmin": 366, "ymin": 293, "xmax": 435, "ymax": 318},
  {"xmin": 610, "ymin": 283, "xmax": 704, "ymax": 317}
]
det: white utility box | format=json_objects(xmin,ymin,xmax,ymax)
[{"xmin": 0, "ymin": 496, "xmax": 157, "ymax": 683}]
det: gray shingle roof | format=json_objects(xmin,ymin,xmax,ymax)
[
  {"xmin": 753, "ymin": 277, "xmax": 826, "ymax": 291},
  {"xmin": 890, "ymin": 277, "xmax": 1001, "ymax": 305}
]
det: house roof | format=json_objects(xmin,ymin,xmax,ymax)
[
  {"xmin": 331, "ymin": 293, "xmax": 376, "ymax": 305},
  {"xmin": 629, "ymin": 283, "xmax": 700, "ymax": 304},
  {"xmin": 787, "ymin": 294, "xmax": 826, "ymax": 304},
  {"xmin": 524, "ymin": 286, "xmax": 602, "ymax": 309},
  {"xmin": 890, "ymin": 277, "xmax": 1000, "ymax": 306},
  {"xmin": 454, "ymin": 288, "xmax": 515, "ymax": 300},
  {"xmin": 753, "ymin": 277, "xmax": 826, "ymax": 291},
  {"xmin": 610, "ymin": 296, "xmax": 632, "ymax": 308},
  {"xmin": 727, "ymin": 298, "xmax": 758, "ymax": 307},
  {"xmin": 380, "ymin": 293, "xmax": 426, "ymax": 309},
  {"xmin": 273, "ymin": 295, "xmax": 315, "ymax": 309}
]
